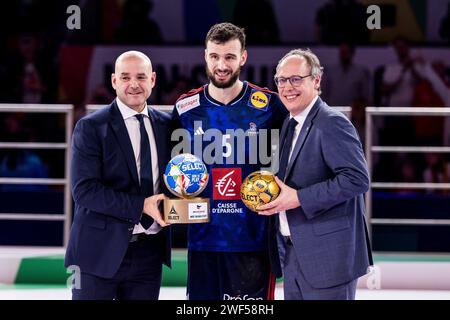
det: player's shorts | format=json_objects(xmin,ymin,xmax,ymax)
[{"xmin": 187, "ymin": 250, "xmax": 276, "ymax": 300}]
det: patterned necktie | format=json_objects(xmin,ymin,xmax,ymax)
[
  {"xmin": 135, "ymin": 114, "xmax": 154, "ymax": 229},
  {"xmin": 278, "ymin": 118, "xmax": 298, "ymax": 181}
]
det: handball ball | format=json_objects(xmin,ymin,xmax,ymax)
[
  {"xmin": 164, "ymin": 153, "xmax": 209, "ymax": 198},
  {"xmin": 240, "ymin": 171, "xmax": 280, "ymax": 212}
]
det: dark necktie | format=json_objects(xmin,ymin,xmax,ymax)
[
  {"xmin": 278, "ymin": 118, "xmax": 298, "ymax": 181},
  {"xmin": 135, "ymin": 114, "xmax": 154, "ymax": 229}
]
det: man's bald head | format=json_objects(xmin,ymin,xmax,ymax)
[
  {"xmin": 112, "ymin": 50, "xmax": 156, "ymax": 112},
  {"xmin": 114, "ymin": 50, "xmax": 152, "ymax": 73}
]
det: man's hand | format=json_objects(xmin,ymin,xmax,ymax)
[
  {"xmin": 257, "ymin": 176, "xmax": 300, "ymax": 215},
  {"xmin": 143, "ymin": 194, "xmax": 169, "ymax": 227}
]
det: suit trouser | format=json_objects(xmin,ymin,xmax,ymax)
[
  {"xmin": 283, "ymin": 237, "xmax": 357, "ymax": 300},
  {"xmin": 72, "ymin": 233, "xmax": 163, "ymax": 300}
]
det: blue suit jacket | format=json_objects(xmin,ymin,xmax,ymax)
[
  {"xmin": 65, "ymin": 101, "xmax": 172, "ymax": 278},
  {"xmin": 269, "ymin": 97, "xmax": 373, "ymax": 289}
]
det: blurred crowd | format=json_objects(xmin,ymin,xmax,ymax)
[{"xmin": 1, "ymin": 0, "xmax": 450, "ymax": 195}]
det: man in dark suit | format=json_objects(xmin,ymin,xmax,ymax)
[
  {"xmin": 65, "ymin": 51, "xmax": 171, "ymax": 300},
  {"xmin": 258, "ymin": 48, "xmax": 373, "ymax": 300}
]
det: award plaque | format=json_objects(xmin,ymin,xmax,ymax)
[{"xmin": 163, "ymin": 153, "xmax": 210, "ymax": 224}]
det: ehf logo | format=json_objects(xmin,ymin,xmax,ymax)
[{"xmin": 212, "ymin": 168, "xmax": 242, "ymax": 200}]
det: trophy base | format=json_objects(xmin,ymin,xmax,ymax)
[{"xmin": 164, "ymin": 198, "xmax": 210, "ymax": 224}]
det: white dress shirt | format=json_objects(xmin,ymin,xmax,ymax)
[
  {"xmin": 116, "ymin": 98, "xmax": 161, "ymax": 234},
  {"xmin": 279, "ymin": 95, "xmax": 318, "ymax": 236}
]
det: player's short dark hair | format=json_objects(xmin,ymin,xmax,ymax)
[{"xmin": 205, "ymin": 22, "xmax": 246, "ymax": 51}]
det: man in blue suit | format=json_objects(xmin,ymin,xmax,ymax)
[
  {"xmin": 258, "ymin": 48, "xmax": 373, "ymax": 300},
  {"xmin": 65, "ymin": 51, "xmax": 171, "ymax": 300}
]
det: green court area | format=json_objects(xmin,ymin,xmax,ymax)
[{"xmin": 9, "ymin": 249, "xmax": 187, "ymax": 287}]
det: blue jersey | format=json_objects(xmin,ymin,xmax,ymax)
[{"xmin": 173, "ymin": 81, "xmax": 287, "ymax": 252}]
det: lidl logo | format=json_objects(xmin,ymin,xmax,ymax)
[{"xmin": 248, "ymin": 90, "xmax": 270, "ymax": 111}]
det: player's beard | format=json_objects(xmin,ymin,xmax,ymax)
[{"xmin": 206, "ymin": 66, "xmax": 241, "ymax": 89}]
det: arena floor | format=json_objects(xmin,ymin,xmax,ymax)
[
  {"xmin": 1, "ymin": 247, "xmax": 450, "ymax": 300},
  {"xmin": 1, "ymin": 285, "xmax": 450, "ymax": 300}
]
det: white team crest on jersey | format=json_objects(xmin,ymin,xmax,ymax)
[
  {"xmin": 176, "ymin": 94, "xmax": 200, "ymax": 115},
  {"xmin": 216, "ymin": 170, "xmax": 236, "ymax": 196}
]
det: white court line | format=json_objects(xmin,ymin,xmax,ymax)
[{"xmin": 0, "ymin": 246, "xmax": 65, "ymax": 258}]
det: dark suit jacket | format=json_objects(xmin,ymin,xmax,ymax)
[
  {"xmin": 269, "ymin": 97, "xmax": 373, "ymax": 289},
  {"xmin": 65, "ymin": 101, "xmax": 172, "ymax": 278}
]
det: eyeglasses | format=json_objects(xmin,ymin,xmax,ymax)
[{"xmin": 274, "ymin": 74, "xmax": 312, "ymax": 88}]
